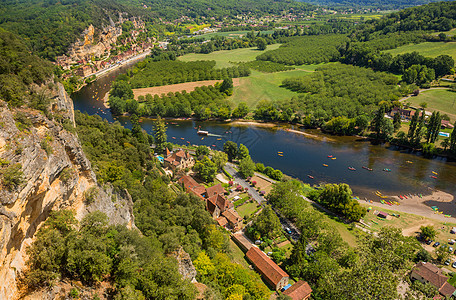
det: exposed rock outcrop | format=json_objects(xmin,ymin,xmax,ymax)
[
  {"xmin": 0, "ymin": 83, "xmax": 135, "ymax": 300},
  {"xmin": 172, "ymin": 247, "xmax": 197, "ymax": 282}
]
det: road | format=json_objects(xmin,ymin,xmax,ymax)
[{"xmin": 224, "ymin": 162, "xmax": 265, "ymax": 204}]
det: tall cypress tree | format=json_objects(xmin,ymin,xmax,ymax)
[
  {"xmin": 426, "ymin": 111, "xmax": 436, "ymax": 143},
  {"xmin": 414, "ymin": 110, "xmax": 426, "ymax": 145},
  {"xmin": 408, "ymin": 110, "xmax": 419, "ymax": 143},
  {"xmin": 153, "ymin": 116, "xmax": 167, "ymax": 154},
  {"xmin": 430, "ymin": 112, "xmax": 442, "ymax": 144}
]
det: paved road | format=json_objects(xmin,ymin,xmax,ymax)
[{"xmin": 224, "ymin": 163, "xmax": 265, "ymax": 204}]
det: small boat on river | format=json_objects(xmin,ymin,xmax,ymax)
[
  {"xmin": 406, "ymin": 161, "xmax": 413, "ymax": 164},
  {"xmin": 432, "ymin": 171, "xmax": 438, "ymax": 175},
  {"xmin": 331, "ymin": 157, "xmax": 337, "ymax": 160},
  {"xmin": 278, "ymin": 154, "xmax": 283, "ymax": 157},
  {"xmin": 383, "ymin": 168, "xmax": 391, "ymax": 172},
  {"xmin": 308, "ymin": 175, "xmax": 314, "ymax": 179},
  {"xmin": 327, "ymin": 155, "xmax": 333, "ymax": 158},
  {"xmin": 362, "ymin": 166, "xmax": 373, "ymax": 171},
  {"xmin": 348, "ymin": 167, "xmax": 356, "ymax": 171},
  {"xmin": 430, "ymin": 175, "xmax": 437, "ymax": 179},
  {"xmin": 323, "ymin": 164, "xmax": 328, "ymax": 167}
]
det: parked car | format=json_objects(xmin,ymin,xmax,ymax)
[
  {"xmin": 445, "ymin": 259, "xmax": 451, "ymax": 266},
  {"xmin": 285, "ymin": 227, "xmax": 292, "ymax": 234},
  {"xmin": 452, "ymin": 262, "xmax": 456, "ymax": 268},
  {"xmin": 450, "ymin": 247, "xmax": 454, "ymax": 253},
  {"xmin": 449, "ymin": 239, "xmax": 455, "ymax": 245},
  {"xmin": 434, "ymin": 242, "xmax": 441, "ymax": 247},
  {"xmin": 426, "ymin": 240, "xmax": 433, "ymax": 245}
]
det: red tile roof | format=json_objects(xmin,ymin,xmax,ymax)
[
  {"xmin": 178, "ymin": 175, "xmax": 205, "ymax": 197},
  {"xmin": 206, "ymin": 184, "xmax": 225, "ymax": 197},
  {"xmin": 283, "ymin": 280, "xmax": 312, "ymax": 300},
  {"xmin": 246, "ymin": 246, "xmax": 289, "ymax": 288},
  {"xmin": 216, "ymin": 216, "xmax": 228, "ymax": 227},
  {"xmin": 412, "ymin": 262, "xmax": 456, "ymax": 297},
  {"xmin": 222, "ymin": 209, "xmax": 241, "ymax": 225}
]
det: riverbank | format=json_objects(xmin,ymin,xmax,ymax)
[{"xmin": 362, "ymin": 189, "xmax": 456, "ymax": 222}]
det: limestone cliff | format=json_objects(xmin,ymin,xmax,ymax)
[{"xmin": 0, "ymin": 83, "xmax": 135, "ymax": 300}]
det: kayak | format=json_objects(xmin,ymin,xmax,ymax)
[
  {"xmin": 383, "ymin": 168, "xmax": 391, "ymax": 172},
  {"xmin": 323, "ymin": 164, "xmax": 328, "ymax": 167},
  {"xmin": 432, "ymin": 171, "xmax": 438, "ymax": 175},
  {"xmin": 331, "ymin": 157, "xmax": 337, "ymax": 160},
  {"xmin": 362, "ymin": 166, "xmax": 373, "ymax": 171},
  {"xmin": 308, "ymin": 175, "xmax": 314, "ymax": 179},
  {"xmin": 430, "ymin": 176, "xmax": 437, "ymax": 179},
  {"xmin": 399, "ymin": 195, "xmax": 403, "ymax": 200},
  {"xmin": 328, "ymin": 155, "xmax": 333, "ymax": 158},
  {"xmin": 348, "ymin": 167, "xmax": 356, "ymax": 171}
]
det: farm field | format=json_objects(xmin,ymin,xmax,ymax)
[
  {"xmin": 178, "ymin": 44, "xmax": 281, "ymax": 68},
  {"xmin": 132, "ymin": 80, "xmax": 224, "ymax": 99},
  {"xmin": 384, "ymin": 42, "xmax": 456, "ymax": 60},
  {"xmin": 407, "ymin": 89, "xmax": 456, "ymax": 121},
  {"xmin": 194, "ymin": 30, "xmax": 275, "ymax": 40}
]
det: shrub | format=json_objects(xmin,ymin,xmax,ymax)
[{"xmin": 1, "ymin": 163, "xmax": 24, "ymax": 190}]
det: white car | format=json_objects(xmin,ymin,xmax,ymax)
[{"xmin": 450, "ymin": 247, "xmax": 454, "ymax": 253}]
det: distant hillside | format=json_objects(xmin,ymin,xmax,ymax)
[
  {"xmin": 0, "ymin": 0, "xmax": 312, "ymax": 60},
  {"xmin": 298, "ymin": 0, "xmax": 446, "ymax": 10}
]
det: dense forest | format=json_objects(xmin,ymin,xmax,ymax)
[
  {"xmin": 256, "ymin": 34, "xmax": 349, "ymax": 65},
  {"xmin": 300, "ymin": 0, "xmax": 443, "ymax": 10},
  {"xmin": 0, "ymin": 28, "xmax": 54, "ymax": 108},
  {"xmin": 279, "ymin": 63, "xmax": 402, "ymax": 121},
  {"xmin": 129, "ymin": 59, "xmax": 250, "ymax": 88}
]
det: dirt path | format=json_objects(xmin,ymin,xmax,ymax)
[{"xmin": 398, "ymin": 87, "xmax": 449, "ymax": 103}]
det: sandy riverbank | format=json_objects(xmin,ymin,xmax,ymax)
[{"xmin": 361, "ymin": 189, "xmax": 456, "ymax": 222}]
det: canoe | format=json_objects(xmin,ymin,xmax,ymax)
[
  {"xmin": 308, "ymin": 175, "xmax": 314, "ymax": 179},
  {"xmin": 172, "ymin": 137, "xmax": 176, "ymax": 139},
  {"xmin": 278, "ymin": 154, "xmax": 283, "ymax": 156},
  {"xmin": 278, "ymin": 151, "xmax": 283, "ymax": 154},
  {"xmin": 362, "ymin": 166, "xmax": 373, "ymax": 171},
  {"xmin": 399, "ymin": 195, "xmax": 403, "ymax": 200},
  {"xmin": 181, "ymin": 138, "xmax": 185, "ymax": 140},
  {"xmin": 380, "ymin": 199, "xmax": 385, "ymax": 204},
  {"xmin": 430, "ymin": 176, "xmax": 437, "ymax": 179},
  {"xmin": 432, "ymin": 171, "xmax": 438, "ymax": 175},
  {"xmin": 212, "ymin": 145, "xmax": 216, "ymax": 147},
  {"xmin": 348, "ymin": 167, "xmax": 356, "ymax": 171},
  {"xmin": 406, "ymin": 161, "xmax": 413, "ymax": 164},
  {"xmin": 217, "ymin": 138, "xmax": 222, "ymax": 140},
  {"xmin": 383, "ymin": 168, "xmax": 391, "ymax": 172},
  {"xmin": 323, "ymin": 164, "xmax": 328, "ymax": 167},
  {"xmin": 327, "ymin": 155, "xmax": 333, "ymax": 158},
  {"xmin": 331, "ymin": 157, "xmax": 337, "ymax": 160}
]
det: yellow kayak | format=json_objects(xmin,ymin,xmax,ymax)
[
  {"xmin": 323, "ymin": 164, "xmax": 328, "ymax": 167},
  {"xmin": 331, "ymin": 157, "xmax": 337, "ymax": 160},
  {"xmin": 432, "ymin": 171, "xmax": 438, "ymax": 175}
]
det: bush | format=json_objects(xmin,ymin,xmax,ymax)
[
  {"xmin": 84, "ymin": 186, "xmax": 99, "ymax": 204},
  {"xmin": 1, "ymin": 163, "xmax": 24, "ymax": 190}
]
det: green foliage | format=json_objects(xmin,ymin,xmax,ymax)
[
  {"xmin": 194, "ymin": 156, "xmax": 218, "ymax": 182},
  {"xmin": 402, "ymin": 64, "xmax": 435, "ymax": 85},
  {"xmin": 411, "ymin": 280, "xmax": 438, "ymax": 298},
  {"xmin": 153, "ymin": 116, "xmax": 167, "ymax": 154},
  {"xmin": 281, "ymin": 64, "xmax": 401, "ymax": 121},
  {"xmin": 238, "ymin": 156, "xmax": 255, "ymax": 179},
  {"xmin": 419, "ymin": 225, "xmax": 437, "ymax": 241},
  {"xmin": 14, "ymin": 112, "xmax": 33, "ymax": 131},
  {"xmin": 223, "ymin": 141, "xmax": 238, "ymax": 162},
  {"xmin": 310, "ymin": 183, "xmax": 366, "ymax": 222},
  {"xmin": 256, "ymin": 35, "xmax": 348, "ymax": 65},
  {"xmin": 1, "ymin": 163, "xmax": 24, "ymax": 190},
  {"xmin": 84, "ymin": 186, "xmax": 99, "ymax": 204},
  {"xmin": 220, "ymin": 78, "xmax": 233, "ymax": 95},
  {"xmin": 237, "ymin": 144, "xmax": 249, "ymax": 160},
  {"xmin": 414, "ymin": 248, "xmax": 432, "ymax": 262},
  {"xmin": 0, "ymin": 29, "xmax": 53, "ymax": 106},
  {"xmin": 196, "ymin": 145, "xmax": 210, "ymax": 157},
  {"xmin": 246, "ymin": 206, "xmax": 282, "ymax": 240},
  {"xmin": 129, "ymin": 60, "xmax": 250, "ymax": 88},
  {"xmin": 211, "ymin": 151, "xmax": 228, "ymax": 171},
  {"xmin": 232, "ymin": 102, "xmax": 249, "ymax": 119},
  {"xmin": 240, "ymin": 61, "xmax": 295, "ymax": 73}
]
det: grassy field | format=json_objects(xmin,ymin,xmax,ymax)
[
  {"xmin": 178, "ymin": 44, "xmax": 281, "ymax": 68},
  {"xmin": 230, "ymin": 66, "xmax": 317, "ymax": 108},
  {"xmin": 406, "ymin": 89, "xmax": 456, "ymax": 121},
  {"xmin": 385, "ymin": 42, "xmax": 456, "ymax": 60},
  {"xmin": 236, "ymin": 201, "xmax": 260, "ymax": 218}
]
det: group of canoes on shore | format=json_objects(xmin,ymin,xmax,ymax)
[{"xmin": 431, "ymin": 206, "xmax": 452, "ymax": 217}]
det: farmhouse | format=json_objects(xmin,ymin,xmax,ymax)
[
  {"xmin": 178, "ymin": 175, "xmax": 206, "ymax": 199},
  {"xmin": 410, "ymin": 262, "xmax": 456, "ymax": 298},
  {"xmin": 283, "ymin": 280, "xmax": 312, "ymax": 300},
  {"xmin": 246, "ymin": 246, "xmax": 289, "ymax": 290}
]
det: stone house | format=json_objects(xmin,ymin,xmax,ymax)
[
  {"xmin": 283, "ymin": 280, "xmax": 312, "ymax": 300},
  {"xmin": 164, "ymin": 149, "xmax": 195, "ymax": 171}
]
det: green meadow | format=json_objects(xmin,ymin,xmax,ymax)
[{"xmin": 385, "ymin": 41, "xmax": 456, "ymax": 60}]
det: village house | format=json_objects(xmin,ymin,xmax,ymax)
[
  {"xmin": 164, "ymin": 149, "xmax": 195, "ymax": 171},
  {"xmin": 410, "ymin": 262, "xmax": 456, "ymax": 298},
  {"xmin": 178, "ymin": 176, "xmax": 242, "ymax": 231},
  {"xmin": 76, "ymin": 65, "xmax": 93, "ymax": 77},
  {"xmin": 246, "ymin": 246, "xmax": 289, "ymax": 290},
  {"xmin": 441, "ymin": 120, "xmax": 455, "ymax": 129},
  {"xmin": 283, "ymin": 280, "xmax": 312, "ymax": 300}
]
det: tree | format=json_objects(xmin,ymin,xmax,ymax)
[
  {"xmin": 111, "ymin": 80, "xmax": 134, "ymax": 100},
  {"xmin": 393, "ymin": 112, "xmax": 401, "ymax": 132},
  {"xmin": 196, "ymin": 145, "xmax": 210, "ymax": 157},
  {"xmin": 256, "ymin": 37, "xmax": 267, "ymax": 50},
  {"xmin": 371, "ymin": 106, "xmax": 385, "ymax": 140},
  {"xmin": 237, "ymin": 144, "xmax": 249, "ymax": 160},
  {"xmin": 419, "ymin": 225, "xmax": 436, "ymax": 241},
  {"xmin": 248, "ymin": 206, "xmax": 282, "ymax": 239},
  {"xmin": 414, "ymin": 249, "xmax": 432, "ymax": 262},
  {"xmin": 153, "ymin": 116, "xmax": 167, "ymax": 153},
  {"xmin": 211, "ymin": 151, "xmax": 228, "ymax": 171},
  {"xmin": 441, "ymin": 138, "xmax": 450, "ymax": 151},
  {"xmin": 435, "ymin": 245, "xmax": 450, "ymax": 262},
  {"xmin": 407, "ymin": 110, "xmax": 419, "ymax": 143},
  {"xmin": 219, "ymin": 78, "xmax": 233, "ymax": 95},
  {"xmin": 451, "ymin": 122, "xmax": 456, "ymax": 153},
  {"xmin": 426, "ymin": 111, "xmax": 442, "ymax": 144},
  {"xmin": 232, "ymin": 102, "xmax": 249, "ymax": 119},
  {"xmin": 239, "ymin": 156, "xmax": 255, "ymax": 178},
  {"xmin": 223, "ymin": 141, "xmax": 238, "ymax": 162},
  {"xmin": 193, "ymin": 156, "xmax": 217, "ymax": 182},
  {"xmin": 413, "ymin": 109, "xmax": 426, "ymax": 145}
]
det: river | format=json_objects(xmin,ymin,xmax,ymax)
[{"xmin": 71, "ymin": 64, "xmax": 456, "ymax": 202}]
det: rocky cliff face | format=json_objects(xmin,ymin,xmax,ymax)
[{"xmin": 0, "ymin": 83, "xmax": 135, "ymax": 300}]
